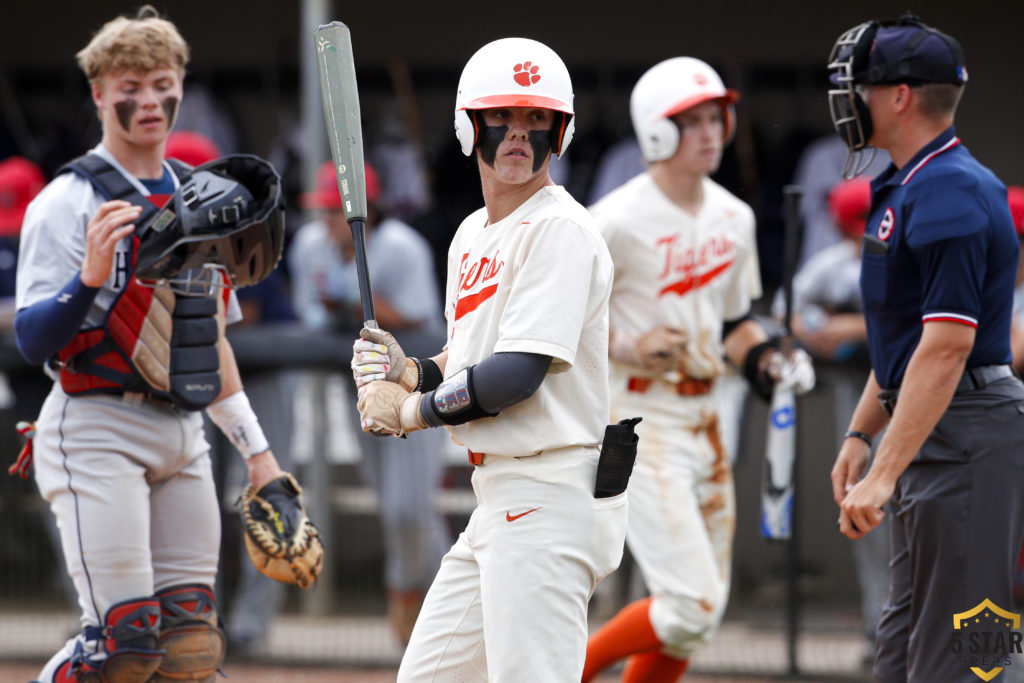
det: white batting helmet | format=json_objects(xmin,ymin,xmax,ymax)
[
  {"xmin": 630, "ymin": 57, "xmax": 739, "ymax": 162},
  {"xmin": 454, "ymin": 37, "xmax": 575, "ymax": 158}
]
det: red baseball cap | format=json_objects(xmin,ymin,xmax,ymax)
[
  {"xmin": 828, "ymin": 178, "xmax": 872, "ymax": 238},
  {"xmin": 1008, "ymin": 186, "xmax": 1024, "ymax": 238},
  {"xmin": 0, "ymin": 156, "xmax": 46, "ymax": 237},
  {"xmin": 165, "ymin": 130, "xmax": 221, "ymax": 167},
  {"xmin": 300, "ymin": 160, "xmax": 381, "ymax": 210}
]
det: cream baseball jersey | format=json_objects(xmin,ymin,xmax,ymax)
[
  {"xmin": 590, "ymin": 173, "xmax": 760, "ymax": 379},
  {"xmin": 17, "ymin": 144, "xmax": 241, "ymax": 327},
  {"xmin": 443, "ymin": 185, "xmax": 613, "ymax": 456}
]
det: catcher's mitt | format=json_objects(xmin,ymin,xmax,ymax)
[{"xmin": 239, "ymin": 472, "xmax": 324, "ymax": 589}]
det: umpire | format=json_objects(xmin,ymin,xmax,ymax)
[{"xmin": 826, "ymin": 14, "xmax": 1024, "ymax": 682}]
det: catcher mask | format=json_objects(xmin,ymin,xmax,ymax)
[
  {"xmin": 135, "ymin": 154, "xmax": 285, "ymax": 293},
  {"xmin": 828, "ymin": 14, "xmax": 967, "ymax": 178}
]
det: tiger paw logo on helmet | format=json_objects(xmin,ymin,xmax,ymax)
[{"xmin": 513, "ymin": 61, "xmax": 540, "ymax": 86}]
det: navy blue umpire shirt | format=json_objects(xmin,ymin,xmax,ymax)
[{"xmin": 859, "ymin": 126, "xmax": 1018, "ymax": 391}]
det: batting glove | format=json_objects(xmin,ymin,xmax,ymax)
[
  {"xmin": 766, "ymin": 348, "xmax": 816, "ymax": 395},
  {"xmin": 357, "ymin": 381, "xmax": 427, "ymax": 437},
  {"xmin": 351, "ymin": 327, "xmax": 418, "ymax": 391},
  {"xmin": 610, "ymin": 325, "xmax": 689, "ymax": 373}
]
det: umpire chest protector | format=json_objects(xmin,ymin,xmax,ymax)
[{"xmin": 54, "ymin": 153, "xmax": 224, "ymax": 410}]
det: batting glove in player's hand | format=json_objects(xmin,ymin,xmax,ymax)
[
  {"xmin": 765, "ymin": 348, "xmax": 815, "ymax": 395},
  {"xmin": 357, "ymin": 380, "xmax": 427, "ymax": 437},
  {"xmin": 239, "ymin": 472, "xmax": 324, "ymax": 589},
  {"xmin": 352, "ymin": 327, "xmax": 418, "ymax": 391},
  {"xmin": 611, "ymin": 326, "xmax": 689, "ymax": 374}
]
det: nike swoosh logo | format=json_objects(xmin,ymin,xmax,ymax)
[{"xmin": 506, "ymin": 507, "xmax": 542, "ymax": 522}]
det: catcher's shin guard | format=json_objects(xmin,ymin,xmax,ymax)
[
  {"xmin": 47, "ymin": 597, "xmax": 164, "ymax": 682},
  {"xmin": 151, "ymin": 584, "xmax": 225, "ymax": 682}
]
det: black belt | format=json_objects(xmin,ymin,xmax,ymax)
[
  {"xmin": 955, "ymin": 364, "xmax": 1016, "ymax": 393},
  {"xmin": 877, "ymin": 364, "xmax": 1016, "ymax": 416}
]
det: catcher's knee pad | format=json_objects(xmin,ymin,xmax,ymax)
[
  {"xmin": 47, "ymin": 597, "xmax": 164, "ymax": 682},
  {"xmin": 151, "ymin": 584, "xmax": 225, "ymax": 682}
]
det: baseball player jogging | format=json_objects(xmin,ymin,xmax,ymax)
[
  {"xmin": 827, "ymin": 14, "xmax": 1024, "ymax": 681},
  {"xmin": 14, "ymin": 7, "xmax": 320, "ymax": 681},
  {"xmin": 581, "ymin": 57, "xmax": 815, "ymax": 682},
  {"xmin": 351, "ymin": 37, "xmax": 630, "ymax": 682}
]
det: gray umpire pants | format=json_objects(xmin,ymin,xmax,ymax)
[{"xmin": 874, "ymin": 376, "xmax": 1024, "ymax": 682}]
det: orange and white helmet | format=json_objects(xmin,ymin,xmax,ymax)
[
  {"xmin": 454, "ymin": 37, "xmax": 575, "ymax": 158},
  {"xmin": 630, "ymin": 57, "xmax": 739, "ymax": 162}
]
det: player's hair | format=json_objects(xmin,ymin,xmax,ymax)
[
  {"xmin": 915, "ymin": 83, "xmax": 964, "ymax": 120},
  {"xmin": 76, "ymin": 5, "xmax": 189, "ymax": 85}
]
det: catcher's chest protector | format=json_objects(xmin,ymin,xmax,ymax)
[{"xmin": 55, "ymin": 155, "xmax": 224, "ymax": 411}]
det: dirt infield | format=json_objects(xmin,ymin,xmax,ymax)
[{"xmin": 0, "ymin": 662, "xmax": 814, "ymax": 682}]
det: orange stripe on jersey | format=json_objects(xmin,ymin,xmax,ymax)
[
  {"xmin": 454, "ymin": 284, "xmax": 498, "ymax": 321},
  {"xmin": 658, "ymin": 258, "xmax": 734, "ymax": 298}
]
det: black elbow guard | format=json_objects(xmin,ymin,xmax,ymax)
[
  {"xmin": 424, "ymin": 366, "xmax": 498, "ymax": 426},
  {"xmin": 742, "ymin": 337, "xmax": 782, "ymax": 402}
]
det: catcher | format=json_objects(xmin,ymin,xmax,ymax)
[{"xmin": 12, "ymin": 8, "xmax": 321, "ymax": 682}]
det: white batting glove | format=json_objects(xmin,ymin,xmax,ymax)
[
  {"xmin": 356, "ymin": 381, "xmax": 426, "ymax": 437},
  {"xmin": 351, "ymin": 327, "xmax": 417, "ymax": 390},
  {"xmin": 766, "ymin": 348, "xmax": 816, "ymax": 395}
]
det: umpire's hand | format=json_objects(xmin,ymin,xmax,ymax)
[{"xmin": 832, "ymin": 439, "xmax": 889, "ymax": 539}]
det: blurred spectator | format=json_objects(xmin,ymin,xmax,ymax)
[
  {"xmin": 791, "ymin": 135, "xmax": 889, "ymax": 267},
  {"xmin": 1005, "ymin": 186, "xmax": 1024, "ymax": 615},
  {"xmin": 365, "ymin": 101, "xmax": 432, "ymax": 224},
  {"xmin": 0, "ymin": 156, "xmax": 72, "ymax": 606},
  {"xmin": 174, "ymin": 81, "xmax": 241, "ymax": 155},
  {"xmin": 165, "ymin": 130, "xmax": 221, "ymax": 167},
  {"xmin": 289, "ymin": 161, "xmax": 451, "ymax": 646},
  {"xmin": 1, "ymin": 155, "xmax": 52, "ymax": 426},
  {"xmin": 1007, "ymin": 187, "xmax": 1024, "ymax": 371},
  {"xmin": 0, "ymin": 157, "xmax": 45, "ymax": 331},
  {"xmin": 772, "ymin": 177, "xmax": 887, "ymax": 663},
  {"xmin": 587, "ymin": 136, "xmax": 645, "ymax": 205},
  {"xmin": 779, "ymin": 179, "xmax": 870, "ymax": 362}
]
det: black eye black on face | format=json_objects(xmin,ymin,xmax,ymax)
[{"xmin": 114, "ymin": 99, "xmax": 138, "ymax": 132}]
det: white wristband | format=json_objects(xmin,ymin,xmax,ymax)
[{"xmin": 205, "ymin": 391, "xmax": 269, "ymax": 460}]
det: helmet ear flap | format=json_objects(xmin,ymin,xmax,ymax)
[
  {"xmin": 723, "ymin": 103, "xmax": 737, "ymax": 145},
  {"xmin": 553, "ymin": 113, "xmax": 575, "ymax": 158},
  {"xmin": 454, "ymin": 109, "xmax": 478, "ymax": 156},
  {"xmin": 639, "ymin": 118, "xmax": 680, "ymax": 162}
]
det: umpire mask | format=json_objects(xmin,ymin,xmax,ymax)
[
  {"xmin": 827, "ymin": 21, "xmax": 878, "ymax": 178},
  {"xmin": 135, "ymin": 154, "xmax": 286, "ymax": 294},
  {"xmin": 828, "ymin": 14, "xmax": 968, "ymax": 178}
]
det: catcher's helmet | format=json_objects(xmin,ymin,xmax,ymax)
[
  {"xmin": 827, "ymin": 14, "xmax": 966, "ymax": 177},
  {"xmin": 630, "ymin": 57, "xmax": 739, "ymax": 163},
  {"xmin": 135, "ymin": 154, "xmax": 285, "ymax": 291},
  {"xmin": 454, "ymin": 37, "xmax": 575, "ymax": 158}
]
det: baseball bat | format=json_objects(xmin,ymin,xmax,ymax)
[
  {"xmin": 314, "ymin": 21, "xmax": 376, "ymax": 328},
  {"xmin": 759, "ymin": 185, "xmax": 805, "ymax": 541}
]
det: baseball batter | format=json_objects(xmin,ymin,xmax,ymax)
[
  {"xmin": 290, "ymin": 160, "xmax": 451, "ymax": 646},
  {"xmin": 351, "ymin": 37, "xmax": 627, "ymax": 682},
  {"xmin": 15, "ymin": 8, "xmax": 288, "ymax": 682},
  {"xmin": 581, "ymin": 57, "xmax": 814, "ymax": 682}
]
